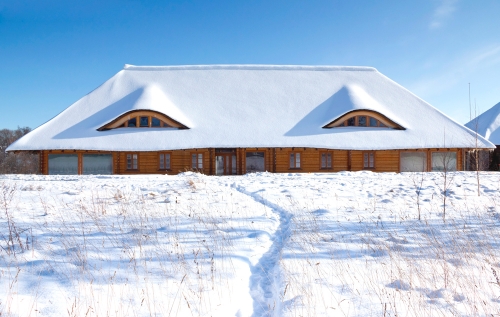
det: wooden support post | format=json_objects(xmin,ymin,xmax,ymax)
[
  {"xmin": 427, "ymin": 149, "xmax": 431, "ymax": 171},
  {"xmin": 272, "ymin": 148, "xmax": 276, "ymax": 173},
  {"xmin": 397, "ymin": 150, "xmax": 400, "ymax": 173},
  {"xmin": 39, "ymin": 151, "xmax": 44, "ymax": 174},
  {"xmin": 461, "ymin": 149, "xmax": 465, "ymax": 171},
  {"xmin": 116, "ymin": 152, "xmax": 120, "ymax": 174},
  {"xmin": 347, "ymin": 150, "xmax": 352, "ymax": 171},
  {"xmin": 209, "ymin": 148, "xmax": 213, "ymax": 175},
  {"xmin": 78, "ymin": 153, "xmax": 82, "ymax": 175},
  {"xmin": 237, "ymin": 148, "xmax": 241, "ymax": 175}
]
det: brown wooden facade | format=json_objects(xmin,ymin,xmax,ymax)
[{"xmin": 38, "ymin": 147, "xmax": 466, "ymax": 175}]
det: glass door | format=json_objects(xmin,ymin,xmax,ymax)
[{"xmin": 215, "ymin": 149, "xmax": 237, "ymax": 175}]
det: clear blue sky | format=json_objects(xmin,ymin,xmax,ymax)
[{"xmin": 1, "ymin": 0, "xmax": 499, "ymax": 130}]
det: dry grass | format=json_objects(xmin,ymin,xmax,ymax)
[{"xmin": 0, "ymin": 172, "xmax": 500, "ymax": 316}]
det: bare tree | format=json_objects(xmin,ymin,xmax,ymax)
[
  {"xmin": 0, "ymin": 127, "xmax": 39, "ymax": 174},
  {"xmin": 439, "ymin": 150, "xmax": 456, "ymax": 222},
  {"xmin": 434, "ymin": 130, "xmax": 456, "ymax": 222},
  {"xmin": 466, "ymin": 100, "xmax": 492, "ymax": 195},
  {"xmin": 406, "ymin": 152, "xmax": 427, "ymax": 221}
]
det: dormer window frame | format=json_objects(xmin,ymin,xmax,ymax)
[
  {"xmin": 98, "ymin": 110, "xmax": 189, "ymax": 131},
  {"xmin": 323, "ymin": 110, "xmax": 405, "ymax": 130}
]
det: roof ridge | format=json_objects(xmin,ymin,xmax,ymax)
[{"xmin": 123, "ymin": 64, "xmax": 377, "ymax": 72}]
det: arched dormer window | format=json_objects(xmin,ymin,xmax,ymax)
[
  {"xmin": 98, "ymin": 110, "xmax": 189, "ymax": 131},
  {"xmin": 322, "ymin": 110, "xmax": 405, "ymax": 130}
]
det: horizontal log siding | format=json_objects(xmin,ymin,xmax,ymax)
[
  {"xmin": 333, "ymin": 151, "xmax": 349, "ymax": 171},
  {"xmin": 375, "ymin": 150, "xmax": 400, "ymax": 172},
  {"xmin": 118, "ymin": 149, "xmax": 211, "ymax": 174},
  {"xmin": 274, "ymin": 148, "xmax": 352, "ymax": 173},
  {"xmin": 350, "ymin": 151, "xmax": 364, "ymax": 171},
  {"xmin": 40, "ymin": 147, "xmax": 465, "ymax": 175}
]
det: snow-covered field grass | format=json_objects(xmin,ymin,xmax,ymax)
[{"xmin": 1, "ymin": 171, "xmax": 500, "ymax": 316}]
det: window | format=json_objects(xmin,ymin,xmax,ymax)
[
  {"xmin": 139, "ymin": 116, "xmax": 149, "ymax": 127},
  {"xmin": 340, "ymin": 116, "xmax": 387, "ymax": 128},
  {"xmin": 358, "ymin": 116, "xmax": 367, "ymax": 127},
  {"xmin": 246, "ymin": 152, "xmax": 265, "ymax": 173},
  {"xmin": 290, "ymin": 152, "xmax": 301, "ymax": 169},
  {"xmin": 192, "ymin": 153, "xmax": 203, "ymax": 169},
  {"xmin": 363, "ymin": 152, "xmax": 375, "ymax": 169},
  {"xmin": 320, "ymin": 152, "xmax": 332, "ymax": 169},
  {"xmin": 83, "ymin": 154, "xmax": 113, "ymax": 175},
  {"xmin": 400, "ymin": 152, "xmax": 427, "ymax": 172},
  {"xmin": 322, "ymin": 110, "xmax": 405, "ymax": 130},
  {"xmin": 151, "ymin": 117, "xmax": 161, "ymax": 127},
  {"xmin": 48, "ymin": 154, "xmax": 78, "ymax": 175},
  {"xmin": 128, "ymin": 118, "xmax": 137, "ymax": 127},
  {"xmin": 126, "ymin": 153, "xmax": 138, "ymax": 170},
  {"xmin": 159, "ymin": 153, "xmax": 171, "ymax": 170},
  {"xmin": 98, "ymin": 110, "xmax": 189, "ymax": 131},
  {"xmin": 125, "ymin": 115, "xmax": 167, "ymax": 128},
  {"xmin": 431, "ymin": 152, "xmax": 457, "ymax": 172}
]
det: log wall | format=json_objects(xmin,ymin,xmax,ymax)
[
  {"xmin": 40, "ymin": 148, "xmax": 465, "ymax": 175},
  {"xmin": 117, "ymin": 149, "xmax": 211, "ymax": 174}
]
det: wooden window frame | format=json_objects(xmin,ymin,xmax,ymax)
[
  {"xmin": 128, "ymin": 115, "xmax": 168, "ymax": 128},
  {"xmin": 151, "ymin": 117, "xmax": 164, "ymax": 128},
  {"xmin": 244, "ymin": 150, "xmax": 267, "ymax": 173},
  {"xmin": 191, "ymin": 153, "xmax": 203, "ymax": 170},
  {"xmin": 127, "ymin": 117, "xmax": 138, "ymax": 128},
  {"xmin": 98, "ymin": 110, "xmax": 189, "ymax": 131},
  {"xmin": 126, "ymin": 153, "xmax": 139, "ymax": 171},
  {"xmin": 82, "ymin": 153, "xmax": 114, "ymax": 175},
  {"xmin": 338, "ymin": 116, "xmax": 387, "ymax": 128},
  {"xmin": 139, "ymin": 116, "xmax": 150, "ymax": 128},
  {"xmin": 431, "ymin": 151, "xmax": 457, "ymax": 172},
  {"xmin": 399, "ymin": 150, "xmax": 428, "ymax": 172},
  {"xmin": 158, "ymin": 152, "xmax": 172, "ymax": 171},
  {"xmin": 363, "ymin": 151, "xmax": 375, "ymax": 170},
  {"xmin": 289, "ymin": 151, "xmax": 302, "ymax": 169},
  {"xmin": 323, "ymin": 110, "xmax": 405, "ymax": 130},
  {"xmin": 319, "ymin": 151, "xmax": 333, "ymax": 169}
]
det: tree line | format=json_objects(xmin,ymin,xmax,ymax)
[{"xmin": 0, "ymin": 127, "xmax": 39, "ymax": 174}]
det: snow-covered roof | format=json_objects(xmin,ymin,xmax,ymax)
[
  {"xmin": 465, "ymin": 101, "xmax": 500, "ymax": 145},
  {"xmin": 7, "ymin": 64, "xmax": 494, "ymax": 151}
]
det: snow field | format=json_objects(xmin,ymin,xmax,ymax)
[
  {"xmin": 241, "ymin": 172, "xmax": 500, "ymax": 316},
  {"xmin": 0, "ymin": 171, "xmax": 500, "ymax": 316}
]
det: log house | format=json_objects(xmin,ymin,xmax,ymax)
[
  {"xmin": 8, "ymin": 65, "xmax": 494, "ymax": 175},
  {"xmin": 34, "ymin": 147, "xmax": 468, "ymax": 175}
]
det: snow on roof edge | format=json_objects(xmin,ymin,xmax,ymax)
[
  {"xmin": 466, "ymin": 101, "xmax": 500, "ymax": 125},
  {"xmin": 374, "ymin": 71, "xmax": 496, "ymax": 149},
  {"xmin": 123, "ymin": 64, "xmax": 377, "ymax": 72},
  {"xmin": 6, "ymin": 139, "xmax": 495, "ymax": 153}
]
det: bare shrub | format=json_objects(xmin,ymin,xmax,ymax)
[
  {"xmin": 0, "ymin": 127, "xmax": 39, "ymax": 174},
  {"xmin": 0, "ymin": 182, "xmax": 28, "ymax": 256}
]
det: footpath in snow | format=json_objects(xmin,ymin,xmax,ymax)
[
  {"xmin": 234, "ymin": 183, "xmax": 293, "ymax": 316},
  {"xmin": 1, "ymin": 171, "xmax": 500, "ymax": 316}
]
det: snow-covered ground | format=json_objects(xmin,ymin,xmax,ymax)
[{"xmin": 1, "ymin": 171, "xmax": 500, "ymax": 316}]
